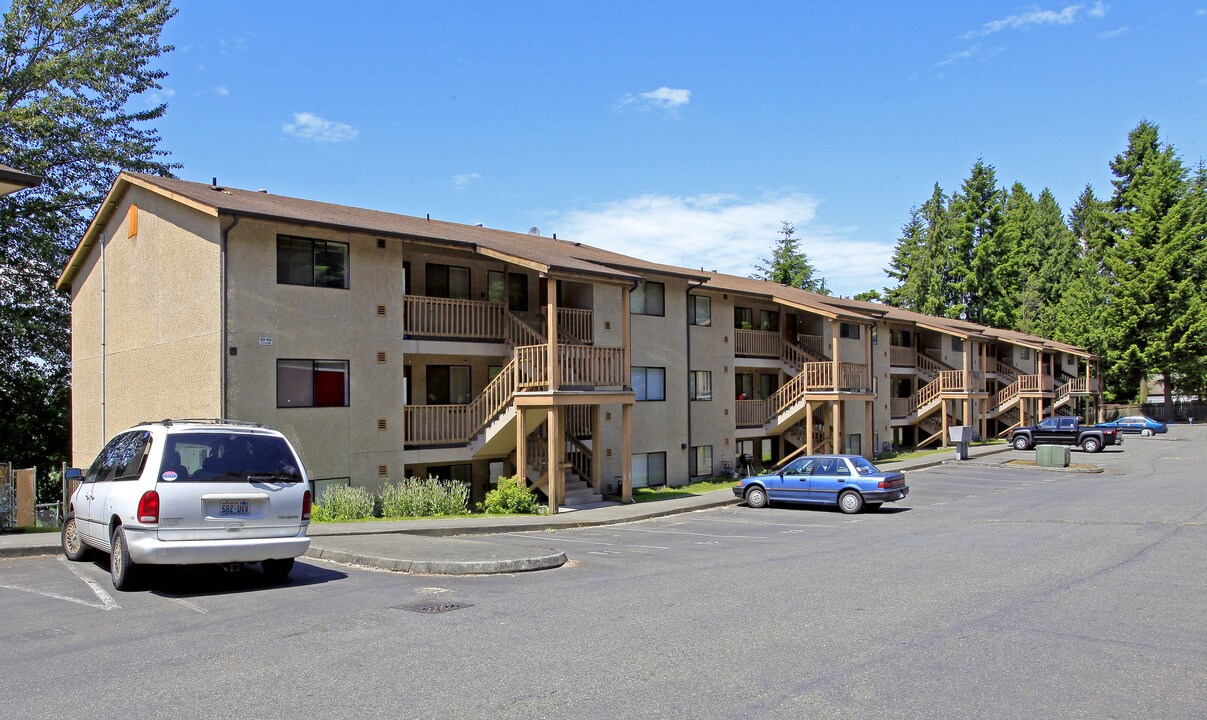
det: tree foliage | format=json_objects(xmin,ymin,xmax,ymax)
[
  {"xmin": 752, "ymin": 221, "xmax": 829, "ymax": 294},
  {"xmin": 883, "ymin": 122, "xmax": 1207, "ymax": 404},
  {"xmin": 0, "ymin": 0, "xmax": 177, "ymax": 468}
]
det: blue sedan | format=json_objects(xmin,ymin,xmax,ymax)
[
  {"xmin": 733, "ymin": 454, "xmax": 909, "ymax": 514},
  {"xmin": 1097, "ymin": 415, "xmax": 1167, "ymax": 436}
]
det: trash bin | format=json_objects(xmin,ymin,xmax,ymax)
[{"xmin": 948, "ymin": 426, "xmax": 974, "ymax": 460}]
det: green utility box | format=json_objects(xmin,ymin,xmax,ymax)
[{"xmin": 1036, "ymin": 444, "xmax": 1070, "ymax": 468}]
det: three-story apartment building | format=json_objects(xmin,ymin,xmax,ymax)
[{"xmin": 58, "ymin": 174, "xmax": 1102, "ymax": 511}]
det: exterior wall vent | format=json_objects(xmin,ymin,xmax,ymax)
[
  {"xmin": 377, "ymin": 238, "xmax": 386, "ymax": 249},
  {"xmin": 377, "ymin": 465, "xmax": 389, "ymax": 477},
  {"xmin": 377, "ymin": 351, "xmax": 387, "ymax": 363},
  {"xmin": 377, "ymin": 418, "xmax": 388, "ymax": 431},
  {"xmin": 377, "ymin": 305, "xmax": 387, "ymax": 317}
]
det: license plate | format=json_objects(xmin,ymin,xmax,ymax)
[{"xmin": 220, "ymin": 500, "xmax": 250, "ymax": 516}]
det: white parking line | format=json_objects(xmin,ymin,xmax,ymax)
[
  {"xmin": 612, "ymin": 527, "xmax": 768, "ymax": 540},
  {"xmin": 691, "ymin": 517, "xmax": 838, "ymax": 529},
  {"xmin": 511, "ymin": 532, "xmax": 669, "ymax": 550},
  {"xmin": 0, "ymin": 583, "xmax": 114, "ymax": 610},
  {"xmin": 59, "ymin": 558, "xmax": 120, "ymax": 611},
  {"xmin": 161, "ymin": 595, "xmax": 208, "ymax": 614}
]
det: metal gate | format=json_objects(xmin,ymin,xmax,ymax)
[{"xmin": 0, "ymin": 462, "xmax": 14, "ymax": 531}]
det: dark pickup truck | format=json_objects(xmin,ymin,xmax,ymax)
[{"xmin": 1010, "ymin": 416, "xmax": 1122, "ymax": 453}]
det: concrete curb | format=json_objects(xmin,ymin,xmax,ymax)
[
  {"xmin": 941, "ymin": 459, "xmax": 1104, "ymax": 473},
  {"xmin": 305, "ymin": 546, "xmax": 568, "ymax": 575},
  {"xmin": 0, "ymin": 542, "xmax": 58, "ymax": 560},
  {"xmin": 889, "ymin": 445, "xmax": 1016, "ymax": 474}
]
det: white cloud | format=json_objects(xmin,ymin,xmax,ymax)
[
  {"xmin": 1097, "ymin": 25, "xmax": 1128, "ymax": 39},
  {"xmin": 452, "ymin": 172, "xmax": 482, "ymax": 190},
  {"xmin": 616, "ymin": 86, "xmax": 692, "ymax": 113},
  {"xmin": 215, "ymin": 85, "xmax": 230, "ymax": 97},
  {"xmin": 934, "ymin": 44, "xmax": 1005, "ymax": 68},
  {"xmin": 546, "ymin": 192, "xmax": 894, "ymax": 296},
  {"xmin": 963, "ymin": 3, "xmax": 1106, "ymax": 38},
  {"xmin": 282, "ymin": 112, "xmax": 359, "ymax": 143}
]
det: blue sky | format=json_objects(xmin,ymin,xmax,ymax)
[{"xmin": 149, "ymin": 1, "xmax": 1206, "ymax": 296}]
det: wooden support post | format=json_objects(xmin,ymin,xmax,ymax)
[
  {"xmin": 546, "ymin": 406, "xmax": 560, "ymax": 513},
  {"xmin": 590, "ymin": 405, "xmax": 602, "ymax": 491},
  {"xmin": 515, "ymin": 409, "xmax": 527, "ymax": 480},
  {"xmin": 941, "ymin": 399, "xmax": 949, "ymax": 447},
  {"xmin": 979, "ymin": 398, "xmax": 987, "ymax": 443},
  {"xmin": 831, "ymin": 320, "xmax": 840, "ymax": 392},
  {"xmin": 621, "ymin": 403, "xmax": 633, "ymax": 502},
  {"xmin": 832, "ymin": 401, "xmax": 842, "ymax": 453},
  {"xmin": 806, "ymin": 401, "xmax": 815, "ymax": 454},
  {"xmin": 822, "ymin": 403, "xmax": 831, "ymax": 452},
  {"xmin": 547, "ymin": 279, "xmax": 559, "ymax": 391}
]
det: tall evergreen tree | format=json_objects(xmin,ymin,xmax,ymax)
[
  {"xmin": 948, "ymin": 160, "xmax": 1004, "ymax": 323},
  {"xmin": 752, "ymin": 221, "xmax": 829, "ymax": 294},
  {"xmin": 994, "ymin": 182, "xmax": 1036, "ymax": 330},
  {"xmin": 1029, "ymin": 188, "xmax": 1079, "ymax": 337},
  {"xmin": 0, "ymin": 0, "xmax": 177, "ymax": 469},
  {"xmin": 1101, "ymin": 121, "xmax": 1193, "ymax": 403}
]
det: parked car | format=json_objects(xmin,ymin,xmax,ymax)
[
  {"xmin": 733, "ymin": 454, "xmax": 909, "ymax": 514},
  {"xmin": 1009, "ymin": 416, "xmax": 1122, "ymax": 453},
  {"xmin": 1097, "ymin": 415, "xmax": 1167, "ymax": 436},
  {"xmin": 62, "ymin": 419, "xmax": 312, "ymax": 590}
]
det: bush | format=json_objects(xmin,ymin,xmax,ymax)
[
  {"xmin": 381, "ymin": 476, "xmax": 469, "ymax": 518},
  {"xmin": 480, "ymin": 475, "xmax": 544, "ymax": 515},
  {"xmin": 311, "ymin": 484, "xmax": 374, "ymax": 522}
]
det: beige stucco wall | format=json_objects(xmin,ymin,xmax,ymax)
[
  {"xmin": 68, "ymin": 186, "xmax": 222, "ymax": 467},
  {"xmin": 224, "ymin": 218, "xmax": 406, "ymax": 489},
  {"xmin": 628, "ymin": 276, "xmax": 690, "ymax": 483},
  {"xmin": 688, "ymin": 288, "xmax": 737, "ymax": 478}
]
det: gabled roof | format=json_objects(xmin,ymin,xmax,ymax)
[
  {"xmin": 0, "ymin": 163, "xmax": 41, "ymax": 196},
  {"xmin": 55, "ymin": 172, "xmax": 1094, "ymax": 359}
]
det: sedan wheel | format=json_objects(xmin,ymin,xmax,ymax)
[
  {"xmin": 1081, "ymin": 437, "xmax": 1101, "ymax": 453},
  {"xmin": 1141, "ymin": 428, "xmax": 1154, "ymax": 437},
  {"xmin": 744, "ymin": 486, "xmax": 769, "ymax": 509},
  {"xmin": 61, "ymin": 512, "xmax": 88, "ymax": 561},
  {"xmin": 1013, "ymin": 436, "xmax": 1030, "ymax": 451},
  {"xmin": 110, "ymin": 526, "xmax": 139, "ymax": 591},
  {"xmin": 838, "ymin": 490, "xmax": 864, "ymax": 514}
]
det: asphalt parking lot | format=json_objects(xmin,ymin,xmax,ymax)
[{"xmin": 3, "ymin": 431, "xmax": 1204, "ymax": 719}]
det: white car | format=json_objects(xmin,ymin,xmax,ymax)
[{"xmin": 62, "ymin": 420, "xmax": 312, "ymax": 590}]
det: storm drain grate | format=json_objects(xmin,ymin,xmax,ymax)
[{"xmin": 395, "ymin": 602, "xmax": 474, "ymax": 614}]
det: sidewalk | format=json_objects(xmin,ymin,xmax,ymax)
[{"xmin": 0, "ymin": 443, "xmax": 1011, "ymax": 572}]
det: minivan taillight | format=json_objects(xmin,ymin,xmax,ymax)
[
  {"xmin": 302, "ymin": 490, "xmax": 312, "ymax": 521},
  {"xmin": 138, "ymin": 490, "xmax": 160, "ymax": 524}
]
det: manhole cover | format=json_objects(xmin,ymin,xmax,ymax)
[{"xmin": 394, "ymin": 602, "xmax": 473, "ymax": 614}]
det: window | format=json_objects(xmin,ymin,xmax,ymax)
[
  {"xmin": 277, "ymin": 235, "xmax": 349, "ymax": 289},
  {"xmin": 488, "ymin": 270, "xmax": 528, "ymax": 311},
  {"xmin": 426, "ymin": 365, "xmax": 471, "ymax": 405},
  {"xmin": 891, "ymin": 329, "xmax": 912, "ymax": 347},
  {"xmin": 690, "ymin": 370, "xmax": 713, "ymax": 400},
  {"xmin": 758, "ymin": 374, "xmax": 776, "ymax": 400},
  {"xmin": 734, "ymin": 307, "xmax": 753, "ymax": 330},
  {"xmin": 85, "ymin": 431, "xmax": 152, "ymax": 483},
  {"xmin": 689, "ymin": 295, "xmax": 711, "ymax": 326},
  {"xmin": 691, "ymin": 445, "xmax": 713, "ymax": 477},
  {"xmin": 632, "ymin": 367, "xmax": 666, "ymax": 401},
  {"xmin": 952, "ymin": 337, "xmax": 964, "ymax": 352},
  {"xmin": 163, "ymin": 432, "xmax": 302, "ymax": 482},
  {"xmin": 630, "ymin": 281, "xmax": 665, "ymax": 316},
  {"xmin": 277, "ymin": 360, "xmax": 349, "ymax": 407},
  {"xmin": 758, "ymin": 310, "xmax": 779, "ymax": 332},
  {"xmin": 1020, "ymin": 347, "xmax": 1031, "ymax": 360},
  {"xmin": 426, "ymin": 263, "xmax": 470, "ymax": 299},
  {"xmin": 840, "ymin": 322, "xmax": 861, "ymax": 339},
  {"xmin": 631, "ymin": 452, "xmax": 667, "ymax": 488}
]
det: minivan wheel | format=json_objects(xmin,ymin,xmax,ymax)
[
  {"xmin": 110, "ymin": 526, "xmax": 139, "ymax": 591},
  {"xmin": 261, "ymin": 558, "xmax": 295, "ymax": 582},
  {"xmin": 62, "ymin": 512, "xmax": 88, "ymax": 561},
  {"xmin": 838, "ymin": 490, "xmax": 864, "ymax": 514}
]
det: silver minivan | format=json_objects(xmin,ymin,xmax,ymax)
[{"xmin": 62, "ymin": 420, "xmax": 312, "ymax": 590}]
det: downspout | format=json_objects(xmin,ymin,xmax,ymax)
[
  {"xmin": 685, "ymin": 280, "xmax": 705, "ymax": 472},
  {"xmin": 100, "ymin": 233, "xmax": 106, "ymax": 443},
  {"xmin": 869, "ymin": 322, "xmax": 876, "ymax": 459},
  {"xmin": 220, "ymin": 214, "xmax": 241, "ymax": 419}
]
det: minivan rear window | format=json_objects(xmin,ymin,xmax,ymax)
[{"xmin": 160, "ymin": 433, "xmax": 302, "ymax": 483}]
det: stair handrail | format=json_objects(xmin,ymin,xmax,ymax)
[
  {"xmin": 781, "ymin": 341, "xmax": 809, "ymax": 372},
  {"xmin": 995, "ymin": 359, "xmax": 1022, "ymax": 381},
  {"xmin": 564, "ymin": 432, "xmax": 593, "ymax": 486},
  {"xmin": 994, "ymin": 378, "xmax": 1021, "ymax": 411},
  {"xmin": 917, "ymin": 353, "xmax": 954, "ymax": 377},
  {"xmin": 505, "ymin": 312, "xmax": 545, "ymax": 347},
  {"xmin": 466, "ymin": 358, "xmax": 519, "ymax": 437}
]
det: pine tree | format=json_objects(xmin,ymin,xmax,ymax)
[
  {"xmin": 948, "ymin": 160, "xmax": 1004, "ymax": 322},
  {"xmin": 752, "ymin": 221, "xmax": 829, "ymax": 294},
  {"xmin": 994, "ymin": 182, "xmax": 1036, "ymax": 330},
  {"xmin": 0, "ymin": 0, "xmax": 177, "ymax": 468},
  {"xmin": 1029, "ymin": 188, "xmax": 1079, "ymax": 336}
]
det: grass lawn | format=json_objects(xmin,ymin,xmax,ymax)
[
  {"xmin": 876, "ymin": 439, "xmax": 1005, "ymax": 465},
  {"xmin": 633, "ymin": 478, "xmax": 736, "ymax": 503}
]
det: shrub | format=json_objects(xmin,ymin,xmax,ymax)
[
  {"xmin": 312, "ymin": 484, "xmax": 374, "ymax": 522},
  {"xmin": 480, "ymin": 475, "xmax": 544, "ymax": 515},
  {"xmin": 381, "ymin": 476, "xmax": 469, "ymax": 518}
]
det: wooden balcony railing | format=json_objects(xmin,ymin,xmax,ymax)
[
  {"xmin": 890, "ymin": 398, "xmax": 911, "ymax": 418},
  {"xmin": 994, "ymin": 379, "xmax": 1021, "ymax": 412},
  {"xmin": 796, "ymin": 334, "xmax": 825, "ymax": 359},
  {"xmin": 917, "ymin": 353, "xmax": 951, "ymax": 377},
  {"xmin": 404, "ymin": 296, "xmax": 504, "ymax": 341},
  {"xmin": 513, "ymin": 344, "xmax": 627, "ymax": 390},
  {"xmin": 506, "ymin": 313, "xmax": 545, "ymax": 347},
  {"xmin": 889, "ymin": 345, "xmax": 917, "ymax": 367},
  {"xmin": 736, "ymin": 399, "xmax": 769, "ymax": 428},
  {"xmin": 734, "ymin": 328, "xmax": 781, "ymax": 358},
  {"xmin": 405, "ymin": 358, "xmax": 519, "ymax": 446},
  {"xmin": 557, "ymin": 308, "xmax": 593, "ymax": 344},
  {"xmin": 1019, "ymin": 374, "xmax": 1055, "ymax": 393},
  {"xmin": 782, "ymin": 342, "xmax": 809, "ymax": 371},
  {"xmin": 995, "ymin": 360, "xmax": 1023, "ymax": 381},
  {"xmin": 515, "ymin": 345, "xmax": 548, "ymax": 390}
]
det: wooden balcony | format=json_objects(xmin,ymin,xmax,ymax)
[
  {"xmin": 558, "ymin": 308, "xmax": 593, "ymax": 344},
  {"xmin": 736, "ymin": 399, "xmax": 769, "ymax": 428},
  {"xmin": 889, "ymin": 345, "xmax": 917, "ymax": 367},
  {"xmin": 890, "ymin": 398, "xmax": 911, "ymax": 418},
  {"xmin": 403, "ymin": 295, "xmax": 585, "ymax": 347},
  {"xmin": 734, "ymin": 328, "xmax": 781, "ymax": 358}
]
